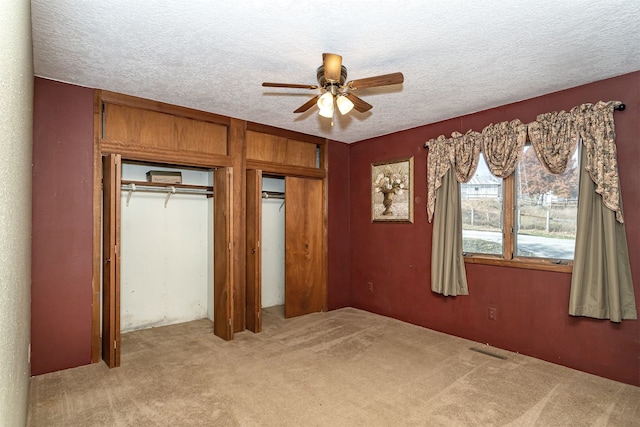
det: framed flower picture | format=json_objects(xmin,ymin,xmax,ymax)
[{"xmin": 371, "ymin": 157, "xmax": 414, "ymax": 223}]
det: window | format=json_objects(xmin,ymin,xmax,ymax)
[{"xmin": 461, "ymin": 145, "xmax": 580, "ymax": 271}]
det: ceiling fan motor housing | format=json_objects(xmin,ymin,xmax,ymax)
[{"xmin": 317, "ymin": 65, "xmax": 348, "ymax": 88}]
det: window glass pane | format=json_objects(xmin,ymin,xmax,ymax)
[
  {"xmin": 515, "ymin": 145, "xmax": 579, "ymax": 260},
  {"xmin": 461, "ymin": 156, "xmax": 503, "ymax": 255}
]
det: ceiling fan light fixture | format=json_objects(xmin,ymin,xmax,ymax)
[
  {"xmin": 317, "ymin": 92, "xmax": 333, "ymax": 109},
  {"xmin": 317, "ymin": 92, "xmax": 335, "ymax": 118},
  {"xmin": 336, "ymin": 95, "xmax": 354, "ymax": 115},
  {"xmin": 318, "ymin": 103, "xmax": 334, "ymax": 118}
]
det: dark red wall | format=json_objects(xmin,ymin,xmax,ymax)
[
  {"xmin": 32, "ymin": 78, "xmax": 94, "ymax": 375},
  {"xmin": 327, "ymin": 140, "xmax": 351, "ymax": 309},
  {"xmin": 346, "ymin": 71, "xmax": 640, "ymax": 386}
]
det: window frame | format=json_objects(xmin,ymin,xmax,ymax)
[{"xmin": 462, "ymin": 161, "xmax": 574, "ymax": 273}]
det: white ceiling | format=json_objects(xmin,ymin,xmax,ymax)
[{"xmin": 31, "ymin": 1, "xmax": 640, "ymax": 144}]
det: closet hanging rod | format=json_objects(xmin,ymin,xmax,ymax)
[
  {"xmin": 121, "ymin": 180, "xmax": 212, "ymax": 191},
  {"xmin": 262, "ymin": 191, "xmax": 285, "ymax": 200},
  {"xmin": 121, "ymin": 183, "xmax": 213, "ymax": 196}
]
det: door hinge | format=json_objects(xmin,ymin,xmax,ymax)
[{"xmin": 114, "ymin": 340, "xmax": 117, "ymax": 350}]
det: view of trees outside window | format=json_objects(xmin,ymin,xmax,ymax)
[
  {"xmin": 461, "ymin": 146, "xmax": 579, "ymax": 260},
  {"xmin": 515, "ymin": 146, "xmax": 579, "ymax": 259}
]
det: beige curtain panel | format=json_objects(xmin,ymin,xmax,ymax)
[
  {"xmin": 426, "ymin": 132, "xmax": 476, "ymax": 297},
  {"xmin": 431, "ymin": 169, "xmax": 469, "ymax": 296},
  {"xmin": 570, "ymin": 149, "xmax": 637, "ymax": 322}
]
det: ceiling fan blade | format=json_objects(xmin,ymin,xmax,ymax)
[
  {"xmin": 262, "ymin": 82, "xmax": 319, "ymax": 89},
  {"xmin": 344, "ymin": 93, "xmax": 373, "ymax": 113},
  {"xmin": 322, "ymin": 53, "xmax": 343, "ymax": 82},
  {"xmin": 293, "ymin": 95, "xmax": 320, "ymax": 113},
  {"xmin": 346, "ymin": 72, "xmax": 404, "ymax": 90}
]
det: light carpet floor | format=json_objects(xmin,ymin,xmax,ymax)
[{"xmin": 28, "ymin": 307, "xmax": 640, "ymax": 426}]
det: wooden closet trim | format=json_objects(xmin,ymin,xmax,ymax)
[
  {"xmin": 101, "ymin": 90, "xmax": 230, "ymax": 126},
  {"xmin": 100, "ymin": 141, "xmax": 233, "ymax": 168},
  {"xmin": 228, "ymin": 118, "xmax": 247, "ymax": 332},
  {"xmin": 246, "ymin": 160, "xmax": 326, "ymax": 179},
  {"xmin": 246, "ymin": 121, "xmax": 326, "ymax": 146},
  {"xmin": 91, "ymin": 91, "xmax": 102, "ymax": 363},
  {"xmin": 320, "ymin": 141, "xmax": 329, "ymax": 312}
]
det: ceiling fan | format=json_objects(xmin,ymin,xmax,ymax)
[{"xmin": 262, "ymin": 53, "xmax": 404, "ymax": 118}]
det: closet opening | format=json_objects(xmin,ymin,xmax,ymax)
[
  {"xmin": 101, "ymin": 157, "xmax": 218, "ymax": 367},
  {"xmin": 120, "ymin": 160, "xmax": 214, "ymax": 331},
  {"xmin": 246, "ymin": 170, "xmax": 325, "ymax": 334},
  {"xmin": 260, "ymin": 175, "xmax": 286, "ymax": 325}
]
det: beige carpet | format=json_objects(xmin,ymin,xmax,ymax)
[{"xmin": 28, "ymin": 307, "xmax": 640, "ymax": 426}]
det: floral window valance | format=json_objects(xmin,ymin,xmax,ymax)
[{"xmin": 425, "ymin": 100, "xmax": 624, "ymax": 223}]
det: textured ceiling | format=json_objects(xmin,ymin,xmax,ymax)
[{"xmin": 31, "ymin": 1, "xmax": 640, "ymax": 144}]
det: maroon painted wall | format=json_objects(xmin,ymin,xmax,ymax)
[
  {"xmin": 32, "ymin": 78, "xmax": 94, "ymax": 375},
  {"xmin": 346, "ymin": 71, "xmax": 640, "ymax": 386},
  {"xmin": 327, "ymin": 140, "xmax": 351, "ymax": 309}
]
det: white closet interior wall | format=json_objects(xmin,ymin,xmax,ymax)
[
  {"xmin": 261, "ymin": 177, "xmax": 285, "ymax": 308},
  {"xmin": 120, "ymin": 163, "xmax": 214, "ymax": 332}
]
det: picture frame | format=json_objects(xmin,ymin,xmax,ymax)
[{"xmin": 371, "ymin": 157, "xmax": 414, "ymax": 223}]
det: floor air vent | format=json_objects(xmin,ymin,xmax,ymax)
[{"xmin": 470, "ymin": 347, "xmax": 508, "ymax": 360}]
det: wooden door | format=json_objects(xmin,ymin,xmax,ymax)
[
  {"xmin": 213, "ymin": 167, "xmax": 234, "ymax": 340},
  {"xmin": 102, "ymin": 154, "xmax": 121, "ymax": 367},
  {"xmin": 245, "ymin": 169, "xmax": 262, "ymax": 332},
  {"xmin": 284, "ymin": 177, "xmax": 325, "ymax": 318}
]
